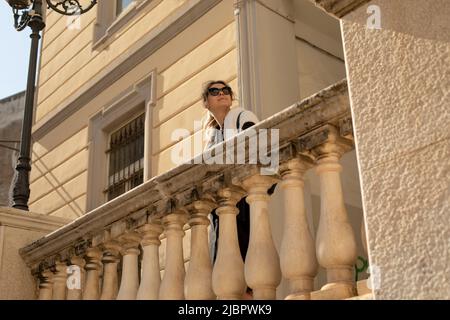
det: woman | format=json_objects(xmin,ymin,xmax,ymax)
[
  {"xmin": 203, "ymin": 80, "xmax": 259, "ymax": 150},
  {"xmin": 201, "ymin": 80, "xmax": 276, "ymax": 266}
]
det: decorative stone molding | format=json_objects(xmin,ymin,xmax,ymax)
[
  {"xmin": 86, "ymin": 70, "xmax": 156, "ymax": 211},
  {"xmin": 309, "ymin": 0, "xmax": 371, "ymax": 18},
  {"xmin": 93, "ymin": 0, "xmax": 164, "ymax": 50}
]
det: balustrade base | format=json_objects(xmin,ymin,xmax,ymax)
[
  {"xmin": 285, "ymin": 292, "xmax": 311, "ymax": 300},
  {"xmin": 345, "ymin": 293, "xmax": 374, "ymax": 300},
  {"xmin": 310, "ymin": 283, "xmax": 356, "ymax": 300},
  {"xmin": 356, "ymin": 279, "xmax": 372, "ymax": 296}
]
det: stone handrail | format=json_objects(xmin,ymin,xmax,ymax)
[{"xmin": 20, "ymin": 79, "xmax": 363, "ymax": 300}]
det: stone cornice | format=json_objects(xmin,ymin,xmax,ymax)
[
  {"xmin": 20, "ymin": 79, "xmax": 353, "ymax": 268},
  {"xmin": 31, "ymin": 0, "xmax": 222, "ymax": 140},
  {"xmin": 0, "ymin": 207, "xmax": 70, "ymax": 233},
  {"xmin": 309, "ymin": 0, "xmax": 371, "ymax": 18}
]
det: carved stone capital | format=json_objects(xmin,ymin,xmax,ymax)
[
  {"xmin": 298, "ymin": 124, "xmax": 353, "ymax": 161},
  {"xmin": 100, "ymin": 240, "xmax": 122, "ymax": 263},
  {"xmin": 84, "ymin": 247, "xmax": 102, "ymax": 270},
  {"xmin": 118, "ymin": 232, "xmax": 142, "ymax": 256},
  {"xmin": 187, "ymin": 199, "xmax": 217, "ymax": 227},
  {"xmin": 242, "ymin": 174, "xmax": 280, "ymax": 202},
  {"xmin": 137, "ymin": 222, "xmax": 163, "ymax": 247},
  {"xmin": 217, "ymin": 187, "xmax": 246, "ymax": 208}
]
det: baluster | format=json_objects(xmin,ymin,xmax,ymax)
[
  {"xmin": 279, "ymin": 158, "xmax": 318, "ymax": 299},
  {"xmin": 212, "ymin": 187, "xmax": 247, "ymax": 300},
  {"xmin": 52, "ymin": 261, "xmax": 68, "ymax": 300},
  {"xmin": 311, "ymin": 125, "xmax": 357, "ymax": 299},
  {"xmin": 137, "ymin": 222, "xmax": 163, "ymax": 300},
  {"xmin": 38, "ymin": 270, "xmax": 53, "ymax": 300},
  {"xmin": 82, "ymin": 247, "xmax": 102, "ymax": 300},
  {"xmin": 117, "ymin": 232, "xmax": 141, "ymax": 300},
  {"xmin": 159, "ymin": 212, "xmax": 188, "ymax": 300},
  {"xmin": 185, "ymin": 200, "xmax": 216, "ymax": 300},
  {"xmin": 100, "ymin": 241, "xmax": 121, "ymax": 300},
  {"xmin": 67, "ymin": 256, "xmax": 85, "ymax": 300},
  {"xmin": 242, "ymin": 175, "xmax": 281, "ymax": 300}
]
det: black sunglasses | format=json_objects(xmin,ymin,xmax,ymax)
[{"xmin": 207, "ymin": 86, "xmax": 232, "ymax": 96}]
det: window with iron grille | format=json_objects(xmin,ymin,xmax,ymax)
[{"xmin": 105, "ymin": 113, "xmax": 145, "ymax": 201}]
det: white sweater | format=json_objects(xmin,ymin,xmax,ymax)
[{"xmin": 204, "ymin": 107, "xmax": 259, "ymax": 150}]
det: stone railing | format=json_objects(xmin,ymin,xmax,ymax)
[{"xmin": 20, "ymin": 79, "xmax": 369, "ymax": 300}]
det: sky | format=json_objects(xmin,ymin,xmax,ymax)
[{"xmin": 0, "ymin": 1, "xmax": 33, "ymax": 100}]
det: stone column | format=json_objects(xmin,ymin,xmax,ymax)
[
  {"xmin": 159, "ymin": 212, "xmax": 188, "ymax": 300},
  {"xmin": 100, "ymin": 241, "xmax": 121, "ymax": 300},
  {"xmin": 116, "ymin": 232, "xmax": 141, "ymax": 300},
  {"xmin": 185, "ymin": 200, "xmax": 216, "ymax": 300},
  {"xmin": 242, "ymin": 175, "xmax": 281, "ymax": 300},
  {"xmin": 52, "ymin": 261, "xmax": 68, "ymax": 300},
  {"xmin": 212, "ymin": 187, "xmax": 247, "ymax": 300},
  {"xmin": 136, "ymin": 222, "xmax": 163, "ymax": 300},
  {"xmin": 38, "ymin": 270, "xmax": 54, "ymax": 300},
  {"xmin": 82, "ymin": 247, "xmax": 102, "ymax": 300},
  {"xmin": 66, "ymin": 256, "xmax": 85, "ymax": 300},
  {"xmin": 312, "ymin": 126, "xmax": 357, "ymax": 298},
  {"xmin": 279, "ymin": 158, "xmax": 318, "ymax": 299}
]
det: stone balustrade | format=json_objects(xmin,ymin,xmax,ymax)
[{"xmin": 20, "ymin": 80, "xmax": 367, "ymax": 300}]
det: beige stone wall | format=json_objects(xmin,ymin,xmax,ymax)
[
  {"xmin": 30, "ymin": 0, "xmax": 237, "ymax": 217},
  {"xmin": 0, "ymin": 92, "xmax": 25, "ymax": 206},
  {"xmin": 36, "ymin": 0, "xmax": 188, "ymax": 122},
  {"xmin": 294, "ymin": 0, "xmax": 347, "ymax": 99},
  {"xmin": 341, "ymin": 0, "xmax": 450, "ymax": 299},
  {"xmin": 0, "ymin": 207, "xmax": 70, "ymax": 299}
]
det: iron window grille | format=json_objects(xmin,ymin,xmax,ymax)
[{"xmin": 105, "ymin": 113, "xmax": 145, "ymax": 201}]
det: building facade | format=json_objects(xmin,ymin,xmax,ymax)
[
  {"xmin": 0, "ymin": 0, "xmax": 448, "ymax": 300},
  {"xmin": 0, "ymin": 91, "xmax": 25, "ymax": 207}
]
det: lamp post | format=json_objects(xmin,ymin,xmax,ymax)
[{"xmin": 7, "ymin": 0, "xmax": 97, "ymax": 211}]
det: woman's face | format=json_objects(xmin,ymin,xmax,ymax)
[{"xmin": 206, "ymin": 83, "xmax": 232, "ymax": 114}]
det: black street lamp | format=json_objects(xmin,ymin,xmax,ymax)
[{"xmin": 6, "ymin": 0, "xmax": 97, "ymax": 210}]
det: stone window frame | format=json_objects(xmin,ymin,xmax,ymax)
[
  {"xmin": 86, "ymin": 71, "xmax": 156, "ymax": 211},
  {"xmin": 93, "ymin": 0, "xmax": 163, "ymax": 50}
]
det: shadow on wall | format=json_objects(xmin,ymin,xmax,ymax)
[{"xmin": 29, "ymin": 147, "xmax": 85, "ymax": 218}]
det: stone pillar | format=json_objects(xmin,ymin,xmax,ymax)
[
  {"xmin": 38, "ymin": 270, "xmax": 53, "ymax": 300},
  {"xmin": 66, "ymin": 256, "xmax": 85, "ymax": 300},
  {"xmin": 52, "ymin": 261, "xmax": 68, "ymax": 300},
  {"xmin": 212, "ymin": 187, "xmax": 247, "ymax": 300},
  {"xmin": 339, "ymin": 0, "xmax": 450, "ymax": 299},
  {"xmin": 116, "ymin": 232, "xmax": 141, "ymax": 300},
  {"xmin": 100, "ymin": 241, "xmax": 121, "ymax": 300},
  {"xmin": 279, "ymin": 158, "xmax": 318, "ymax": 299},
  {"xmin": 312, "ymin": 126, "xmax": 357, "ymax": 298},
  {"xmin": 185, "ymin": 200, "xmax": 216, "ymax": 300},
  {"xmin": 136, "ymin": 222, "xmax": 163, "ymax": 300},
  {"xmin": 159, "ymin": 212, "xmax": 188, "ymax": 300},
  {"xmin": 242, "ymin": 175, "xmax": 281, "ymax": 300},
  {"xmin": 82, "ymin": 247, "xmax": 102, "ymax": 300}
]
